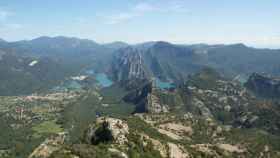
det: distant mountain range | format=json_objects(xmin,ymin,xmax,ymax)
[
  {"xmin": 111, "ymin": 40, "xmax": 280, "ymax": 84},
  {"xmin": 1, "ymin": 36, "xmax": 280, "ymax": 95}
]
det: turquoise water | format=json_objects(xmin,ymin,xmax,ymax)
[
  {"xmin": 155, "ymin": 78, "xmax": 175, "ymax": 89},
  {"xmin": 85, "ymin": 69, "xmax": 113, "ymax": 88},
  {"xmin": 95, "ymin": 73, "xmax": 113, "ymax": 87}
]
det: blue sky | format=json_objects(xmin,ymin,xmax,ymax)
[{"xmin": 0, "ymin": 0, "xmax": 279, "ymax": 48}]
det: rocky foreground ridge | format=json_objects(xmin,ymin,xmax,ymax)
[{"xmin": 29, "ymin": 113, "xmax": 280, "ymax": 158}]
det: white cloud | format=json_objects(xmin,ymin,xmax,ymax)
[
  {"xmin": 103, "ymin": 1, "xmax": 190, "ymax": 24},
  {"xmin": 104, "ymin": 12, "xmax": 140, "ymax": 25},
  {"xmin": 133, "ymin": 1, "xmax": 189, "ymax": 13}
]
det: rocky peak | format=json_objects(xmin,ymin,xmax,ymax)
[
  {"xmin": 84, "ymin": 117, "xmax": 129, "ymax": 145},
  {"xmin": 152, "ymin": 41, "xmax": 173, "ymax": 49},
  {"xmin": 112, "ymin": 47, "xmax": 149, "ymax": 82},
  {"xmin": 123, "ymin": 81, "xmax": 170, "ymax": 113}
]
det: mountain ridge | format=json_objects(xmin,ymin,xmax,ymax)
[
  {"xmin": 1, "ymin": 36, "xmax": 280, "ymax": 50},
  {"xmin": 1, "ymin": 36, "xmax": 280, "ymax": 95}
]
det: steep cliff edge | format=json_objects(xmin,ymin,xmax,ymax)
[{"xmin": 111, "ymin": 47, "xmax": 149, "ymax": 82}]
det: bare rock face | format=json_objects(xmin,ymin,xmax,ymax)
[
  {"xmin": 245, "ymin": 73, "xmax": 280, "ymax": 98},
  {"xmin": 123, "ymin": 81, "xmax": 169, "ymax": 113},
  {"xmin": 123, "ymin": 81, "xmax": 153, "ymax": 112},
  {"xmin": 168, "ymin": 143, "xmax": 190, "ymax": 158},
  {"xmin": 108, "ymin": 148, "xmax": 128, "ymax": 158},
  {"xmin": 146, "ymin": 93, "xmax": 169, "ymax": 113},
  {"xmin": 112, "ymin": 47, "xmax": 149, "ymax": 83},
  {"xmin": 216, "ymin": 143, "xmax": 245, "ymax": 153},
  {"xmin": 100, "ymin": 117, "xmax": 129, "ymax": 145},
  {"xmin": 84, "ymin": 117, "xmax": 129, "ymax": 145},
  {"xmin": 29, "ymin": 133, "xmax": 67, "ymax": 158},
  {"xmin": 140, "ymin": 133, "xmax": 169, "ymax": 158},
  {"xmin": 191, "ymin": 97, "xmax": 213, "ymax": 118}
]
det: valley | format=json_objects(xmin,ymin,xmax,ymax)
[
  {"xmin": 1, "ymin": 0, "xmax": 280, "ymax": 157},
  {"xmin": 0, "ymin": 37, "xmax": 280, "ymax": 158}
]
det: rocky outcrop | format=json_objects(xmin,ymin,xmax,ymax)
[
  {"xmin": 245, "ymin": 73, "xmax": 280, "ymax": 98},
  {"xmin": 216, "ymin": 143, "xmax": 245, "ymax": 153},
  {"xmin": 140, "ymin": 133, "xmax": 169, "ymax": 157},
  {"xmin": 84, "ymin": 117, "xmax": 129, "ymax": 145},
  {"xmin": 191, "ymin": 97, "xmax": 213, "ymax": 118},
  {"xmin": 111, "ymin": 43, "xmax": 200, "ymax": 86},
  {"xmin": 108, "ymin": 148, "xmax": 128, "ymax": 158},
  {"xmin": 168, "ymin": 143, "xmax": 190, "ymax": 158},
  {"xmin": 123, "ymin": 81, "xmax": 153, "ymax": 112},
  {"xmin": 112, "ymin": 47, "xmax": 149, "ymax": 83},
  {"xmin": 146, "ymin": 93, "xmax": 169, "ymax": 113},
  {"xmin": 29, "ymin": 133, "xmax": 67, "ymax": 158},
  {"xmin": 123, "ymin": 81, "xmax": 170, "ymax": 113},
  {"xmin": 180, "ymin": 70, "xmax": 280, "ymax": 135}
]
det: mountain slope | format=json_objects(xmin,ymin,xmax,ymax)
[
  {"xmin": 0, "ymin": 50, "xmax": 76, "ymax": 95},
  {"xmin": 205, "ymin": 44, "xmax": 280, "ymax": 76},
  {"xmin": 111, "ymin": 42, "xmax": 203, "ymax": 84},
  {"xmin": 110, "ymin": 41, "xmax": 280, "ymax": 85},
  {"xmin": 245, "ymin": 73, "xmax": 280, "ymax": 98},
  {"xmin": 1, "ymin": 37, "xmax": 280, "ymax": 96}
]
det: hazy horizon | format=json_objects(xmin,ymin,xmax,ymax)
[
  {"xmin": 0, "ymin": 0, "xmax": 279, "ymax": 48},
  {"xmin": 1, "ymin": 35, "xmax": 279, "ymax": 50}
]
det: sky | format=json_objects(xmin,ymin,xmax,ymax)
[{"xmin": 0, "ymin": 0, "xmax": 279, "ymax": 48}]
